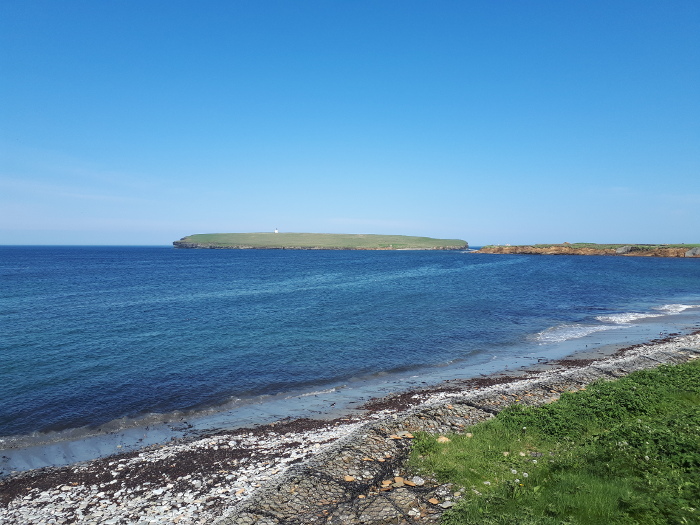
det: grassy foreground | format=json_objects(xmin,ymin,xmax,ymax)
[
  {"xmin": 409, "ymin": 361, "xmax": 700, "ymax": 524},
  {"xmin": 174, "ymin": 232, "xmax": 468, "ymax": 250}
]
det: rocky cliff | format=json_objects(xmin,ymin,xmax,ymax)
[{"xmin": 478, "ymin": 245, "xmax": 699, "ymax": 257}]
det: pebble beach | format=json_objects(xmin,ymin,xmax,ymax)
[{"xmin": 2, "ymin": 331, "xmax": 699, "ymax": 525}]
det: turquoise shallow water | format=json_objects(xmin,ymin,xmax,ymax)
[{"xmin": 1, "ymin": 246, "xmax": 700, "ymax": 452}]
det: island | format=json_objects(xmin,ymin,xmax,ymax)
[
  {"xmin": 173, "ymin": 232, "xmax": 468, "ymax": 250},
  {"xmin": 477, "ymin": 243, "xmax": 700, "ymax": 257}
]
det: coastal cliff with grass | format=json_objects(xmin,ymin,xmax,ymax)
[
  {"xmin": 478, "ymin": 243, "xmax": 700, "ymax": 257},
  {"xmin": 173, "ymin": 232, "xmax": 468, "ymax": 250}
]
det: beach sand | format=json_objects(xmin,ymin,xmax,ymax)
[{"xmin": 2, "ymin": 331, "xmax": 699, "ymax": 524}]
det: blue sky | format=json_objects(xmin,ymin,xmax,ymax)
[{"xmin": 1, "ymin": 1, "xmax": 698, "ymax": 245}]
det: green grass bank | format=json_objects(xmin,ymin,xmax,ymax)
[
  {"xmin": 173, "ymin": 232, "xmax": 468, "ymax": 250},
  {"xmin": 409, "ymin": 360, "xmax": 700, "ymax": 524}
]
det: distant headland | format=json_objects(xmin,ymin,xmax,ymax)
[
  {"xmin": 173, "ymin": 232, "xmax": 469, "ymax": 250},
  {"xmin": 477, "ymin": 243, "xmax": 700, "ymax": 257}
]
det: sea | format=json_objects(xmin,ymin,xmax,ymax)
[{"xmin": 2, "ymin": 246, "xmax": 700, "ymax": 474}]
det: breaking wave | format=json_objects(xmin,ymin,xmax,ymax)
[
  {"xmin": 597, "ymin": 303, "xmax": 699, "ymax": 324},
  {"xmin": 653, "ymin": 304, "xmax": 700, "ymax": 314},
  {"xmin": 596, "ymin": 312, "xmax": 664, "ymax": 324},
  {"xmin": 535, "ymin": 323, "xmax": 622, "ymax": 344}
]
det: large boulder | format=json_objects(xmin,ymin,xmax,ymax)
[
  {"xmin": 685, "ymin": 247, "xmax": 700, "ymax": 257},
  {"xmin": 616, "ymin": 246, "xmax": 635, "ymax": 254}
]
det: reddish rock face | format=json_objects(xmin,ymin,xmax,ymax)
[{"xmin": 478, "ymin": 246, "xmax": 690, "ymax": 257}]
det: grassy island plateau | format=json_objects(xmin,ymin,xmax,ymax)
[
  {"xmin": 173, "ymin": 232, "xmax": 468, "ymax": 250},
  {"xmin": 478, "ymin": 243, "xmax": 700, "ymax": 257}
]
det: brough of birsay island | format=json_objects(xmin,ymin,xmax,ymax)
[{"xmin": 173, "ymin": 233, "xmax": 469, "ymax": 251}]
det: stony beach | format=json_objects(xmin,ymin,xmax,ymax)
[{"xmin": 2, "ymin": 332, "xmax": 699, "ymax": 525}]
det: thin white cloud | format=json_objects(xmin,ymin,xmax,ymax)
[
  {"xmin": 58, "ymin": 191, "xmax": 145, "ymax": 203},
  {"xmin": 0, "ymin": 175, "xmax": 151, "ymax": 204},
  {"xmin": 0, "ymin": 142, "xmax": 161, "ymax": 193}
]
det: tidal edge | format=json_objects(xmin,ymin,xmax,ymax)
[{"xmin": 2, "ymin": 331, "xmax": 699, "ymax": 524}]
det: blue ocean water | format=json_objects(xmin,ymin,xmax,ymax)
[{"xmin": 1, "ymin": 246, "xmax": 700, "ymax": 447}]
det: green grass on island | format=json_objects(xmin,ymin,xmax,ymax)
[
  {"xmin": 409, "ymin": 361, "xmax": 700, "ymax": 524},
  {"xmin": 174, "ymin": 232, "xmax": 468, "ymax": 250}
]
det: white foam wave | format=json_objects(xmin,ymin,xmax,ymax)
[
  {"xmin": 595, "ymin": 312, "xmax": 664, "ymax": 324},
  {"xmin": 653, "ymin": 304, "xmax": 700, "ymax": 314},
  {"xmin": 296, "ymin": 387, "xmax": 337, "ymax": 398},
  {"xmin": 597, "ymin": 304, "xmax": 700, "ymax": 324},
  {"xmin": 535, "ymin": 323, "xmax": 622, "ymax": 344}
]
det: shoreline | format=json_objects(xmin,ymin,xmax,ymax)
[
  {"xmin": 2, "ymin": 331, "xmax": 699, "ymax": 524},
  {"xmin": 5, "ymin": 305, "xmax": 696, "ymax": 470}
]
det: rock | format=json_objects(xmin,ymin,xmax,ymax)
[
  {"xmin": 616, "ymin": 246, "xmax": 634, "ymax": 254},
  {"xmin": 343, "ymin": 475, "xmax": 355, "ymax": 482},
  {"xmin": 411, "ymin": 476, "xmax": 425, "ymax": 486},
  {"xmin": 685, "ymin": 247, "xmax": 700, "ymax": 257},
  {"xmin": 436, "ymin": 486, "xmax": 452, "ymax": 497},
  {"xmin": 428, "ymin": 497, "xmax": 440, "ymax": 505},
  {"xmin": 436, "ymin": 436, "xmax": 450, "ymax": 443},
  {"xmin": 439, "ymin": 501, "xmax": 455, "ymax": 508}
]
